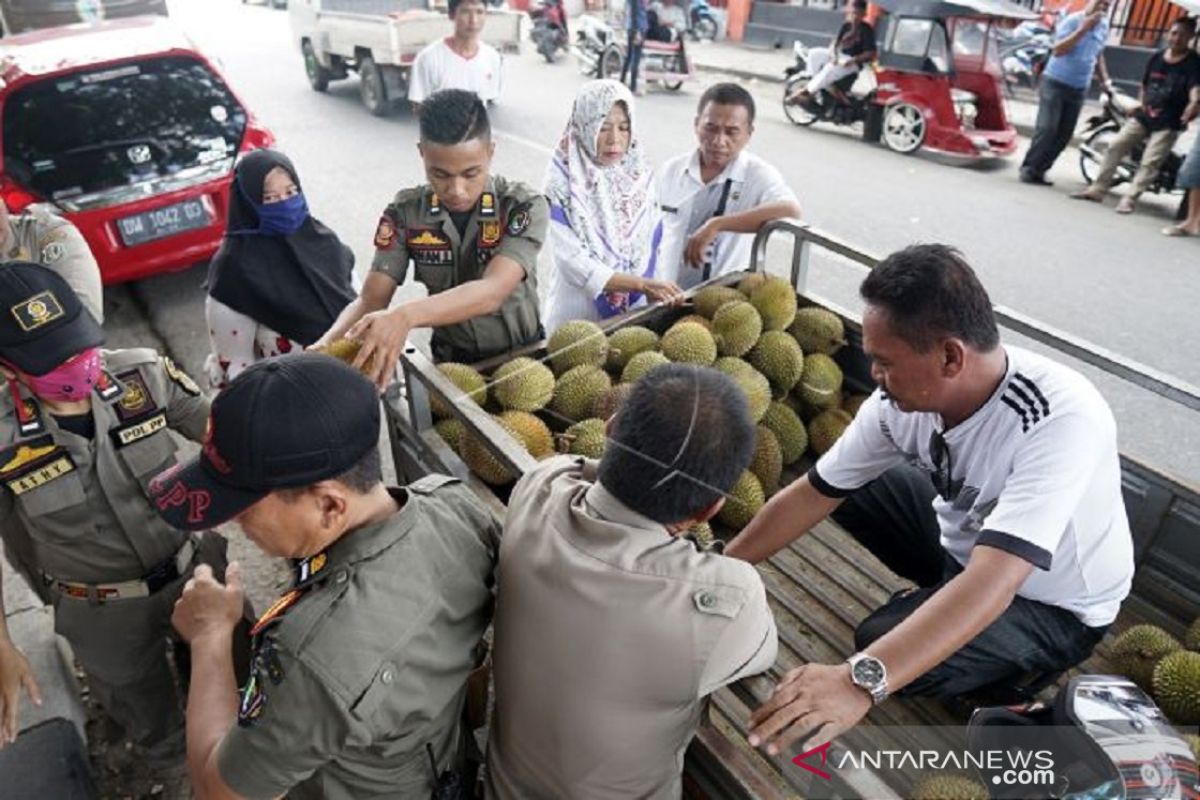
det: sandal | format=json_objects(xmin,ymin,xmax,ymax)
[{"xmin": 1162, "ymin": 225, "xmax": 1196, "ymax": 237}]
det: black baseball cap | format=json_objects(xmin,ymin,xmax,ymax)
[
  {"xmin": 0, "ymin": 261, "xmax": 104, "ymax": 375},
  {"xmin": 150, "ymin": 352, "xmax": 381, "ymax": 531}
]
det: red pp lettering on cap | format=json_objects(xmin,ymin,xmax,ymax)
[
  {"xmin": 186, "ymin": 489, "xmax": 212, "ymax": 524},
  {"xmin": 149, "ymin": 464, "xmax": 183, "ymax": 497},
  {"xmin": 154, "ymin": 480, "xmax": 189, "ymax": 512}
]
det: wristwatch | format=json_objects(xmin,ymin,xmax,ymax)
[{"xmin": 846, "ymin": 653, "xmax": 889, "ymax": 705}]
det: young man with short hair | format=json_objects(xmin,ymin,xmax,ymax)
[
  {"xmin": 1071, "ymin": 16, "xmax": 1200, "ymax": 211},
  {"xmin": 409, "ymin": 0, "xmax": 504, "ymax": 105},
  {"xmin": 726, "ymin": 245, "xmax": 1133, "ymax": 758},
  {"xmin": 657, "ymin": 83, "xmax": 802, "ymax": 291},
  {"xmin": 487, "ymin": 364, "xmax": 778, "ymax": 798},
  {"xmin": 158, "ymin": 353, "xmax": 500, "ymax": 799},
  {"xmin": 316, "ymin": 89, "xmax": 545, "ymax": 389}
]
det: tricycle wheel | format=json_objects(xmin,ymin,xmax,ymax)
[
  {"xmin": 882, "ymin": 103, "xmax": 925, "ymax": 154},
  {"xmin": 303, "ymin": 41, "xmax": 330, "ymax": 93},
  {"xmin": 1078, "ymin": 126, "xmax": 1128, "ymax": 186},
  {"xmin": 782, "ymin": 76, "xmax": 819, "ymax": 127},
  {"xmin": 599, "ymin": 45, "xmax": 624, "ymax": 80},
  {"xmin": 660, "ymin": 79, "xmax": 684, "ymax": 91},
  {"xmin": 359, "ymin": 56, "xmax": 390, "ymax": 117}
]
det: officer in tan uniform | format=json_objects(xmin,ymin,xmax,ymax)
[
  {"xmin": 317, "ymin": 89, "xmax": 545, "ymax": 390},
  {"xmin": 1, "ymin": 200, "xmax": 103, "ymax": 322},
  {"xmin": 487, "ymin": 364, "xmax": 778, "ymax": 799},
  {"xmin": 157, "ymin": 352, "xmax": 499, "ymax": 799},
  {"xmin": 0, "ymin": 262, "xmax": 243, "ymax": 759}
]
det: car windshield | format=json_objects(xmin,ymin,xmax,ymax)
[{"xmin": 2, "ymin": 55, "xmax": 246, "ymax": 204}]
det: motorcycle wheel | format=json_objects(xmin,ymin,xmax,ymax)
[
  {"xmin": 539, "ymin": 39, "xmax": 558, "ymax": 63},
  {"xmin": 694, "ymin": 16, "xmax": 718, "ymax": 41},
  {"xmin": 783, "ymin": 77, "xmax": 819, "ymax": 127},
  {"xmin": 1078, "ymin": 126, "xmax": 1129, "ymax": 187},
  {"xmin": 599, "ymin": 45, "xmax": 624, "ymax": 80}
]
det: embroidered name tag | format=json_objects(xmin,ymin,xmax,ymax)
[
  {"xmin": 112, "ymin": 412, "xmax": 167, "ymax": 447},
  {"xmin": 6, "ymin": 454, "xmax": 75, "ymax": 495}
]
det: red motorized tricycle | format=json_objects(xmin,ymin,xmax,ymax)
[{"xmin": 784, "ymin": 0, "xmax": 1036, "ymax": 160}]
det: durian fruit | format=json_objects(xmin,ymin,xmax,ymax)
[
  {"xmin": 1111, "ymin": 624, "xmax": 1183, "ymax": 691},
  {"xmin": 622, "ymin": 351, "xmax": 670, "ymax": 383},
  {"xmin": 1152, "ymin": 650, "xmax": 1200, "ymax": 724},
  {"xmin": 789, "ymin": 307, "xmax": 845, "ymax": 356},
  {"xmin": 548, "ymin": 320, "xmax": 608, "ymax": 375},
  {"xmin": 1186, "ymin": 617, "xmax": 1200, "ymax": 651},
  {"xmin": 736, "ymin": 272, "xmax": 768, "ymax": 297},
  {"xmin": 749, "ymin": 276, "xmax": 798, "ymax": 332},
  {"xmin": 311, "ymin": 338, "xmax": 378, "ymax": 382},
  {"xmin": 460, "ymin": 411, "xmax": 553, "ymax": 485},
  {"xmin": 593, "ymin": 383, "xmax": 633, "ymax": 421},
  {"xmin": 909, "ymin": 773, "xmax": 989, "ymax": 800},
  {"xmin": 563, "ymin": 418, "xmax": 607, "ymax": 459},
  {"xmin": 693, "ymin": 285, "xmax": 744, "ymax": 319},
  {"xmin": 716, "ymin": 471, "xmax": 765, "ymax": 530},
  {"xmin": 427, "ymin": 362, "xmax": 488, "ymax": 419},
  {"xmin": 713, "ymin": 358, "xmax": 771, "ymax": 422},
  {"xmin": 687, "ymin": 521, "xmax": 716, "ymax": 549},
  {"xmin": 661, "ymin": 321, "xmax": 718, "ymax": 366},
  {"xmin": 750, "ymin": 426, "xmax": 783, "ymax": 492},
  {"xmin": 761, "ymin": 401, "xmax": 808, "ymax": 465},
  {"xmin": 796, "ymin": 352, "xmax": 844, "ymax": 409},
  {"xmin": 747, "ymin": 330, "xmax": 804, "ymax": 394},
  {"xmin": 1183, "ymin": 733, "xmax": 1200, "ymax": 761},
  {"xmin": 843, "ymin": 393, "xmax": 870, "ymax": 418},
  {"xmin": 674, "ymin": 313, "xmax": 713, "ymax": 332},
  {"xmin": 492, "ymin": 357, "xmax": 555, "ymax": 412},
  {"xmin": 434, "ymin": 418, "xmax": 466, "ymax": 454},
  {"xmin": 791, "ymin": 388, "xmax": 846, "ymax": 423},
  {"xmin": 711, "ymin": 301, "xmax": 763, "ymax": 358},
  {"xmin": 808, "ymin": 408, "xmax": 854, "ymax": 456},
  {"xmin": 550, "ymin": 365, "xmax": 612, "ymax": 423},
  {"xmin": 606, "ymin": 326, "xmax": 659, "ymax": 372}
]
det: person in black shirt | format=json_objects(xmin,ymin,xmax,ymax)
[
  {"xmin": 787, "ymin": 0, "xmax": 877, "ymax": 106},
  {"xmin": 1072, "ymin": 17, "xmax": 1200, "ymax": 214}
]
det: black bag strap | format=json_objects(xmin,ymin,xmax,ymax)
[{"xmin": 702, "ymin": 178, "xmax": 735, "ymax": 282}]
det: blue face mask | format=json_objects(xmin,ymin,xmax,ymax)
[{"xmin": 255, "ymin": 193, "xmax": 309, "ymax": 236}]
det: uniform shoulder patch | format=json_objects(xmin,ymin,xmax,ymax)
[
  {"xmin": 39, "ymin": 236, "xmax": 68, "ymax": 264},
  {"xmin": 162, "ymin": 357, "xmax": 201, "ymax": 397},
  {"xmin": 506, "ymin": 203, "xmax": 532, "ymax": 236},
  {"xmin": 407, "ymin": 473, "xmax": 460, "ymax": 495},
  {"xmin": 373, "ymin": 214, "xmax": 397, "ymax": 250},
  {"xmin": 114, "ymin": 369, "xmax": 157, "ymax": 419}
]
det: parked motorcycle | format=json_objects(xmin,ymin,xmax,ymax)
[
  {"xmin": 530, "ymin": 0, "xmax": 569, "ymax": 63},
  {"xmin": 997, "ymin": 20, "xmax": 1052, "ymax": 95},
  {"xmin": 782, "ymin": 41, "xmax": 882, "ymax": 140},
  {"xmin": 686, "ymin": 0, "xmax": 718, "ymax": 41},
  {"xmin": 573, "ymin": 13, "xmax": 694, "ymax": 90},
  {"xmin": 1078, "ymin": 89, "xmax": 1186, "ymax": 210}
]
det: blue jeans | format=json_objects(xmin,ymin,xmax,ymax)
[
  {"xmin": 831, "ymin": 466, "xmax": 1108, "ymax": 700},
  {"xmin": 620, "ymin": 30, "xmax": 643, "ymax": 92},
  {"xmin": 1021, "ymin": 76, "xmax": 1087, "ymax": 178}
]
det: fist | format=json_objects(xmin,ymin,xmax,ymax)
[{"xmin": 172, "ymin": 563, "xmax": 245, "ymax": 644}]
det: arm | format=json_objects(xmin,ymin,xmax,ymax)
[
  {"xmin": 548, "ymin": 211, "xmax": 681, "ymax": 304},
  {"xmin": 1183, "ymin": 85, "xmax": 1200, "ymax": 126},
  {"xmin": 698, "ymin": 570, "xmax": 779, "ymax": 696},
  {"xmin": 1051, "ymin": 14, "xmax": 1096, "ymax": 57},
  {"xmin": 0, "ymin": 563, "xmax": 42, "ymax": 747},
  {"xmin": 684, "ymin": 201, "xmax": 802, "ymax": 268},
  {"xmin": 724, "ymin": 476, "xmax": 842, "ymax": 563},
  {"xmin": 1094, "ymin": 53, "xmax": 1111, "ymax": 89},
  {"xmin": 160, "ymin": 357, "xmax": 212, "ymax": 442},
  {"xmin": 204, "ymin": 297, "xmax": 259, "ymax": 388}
]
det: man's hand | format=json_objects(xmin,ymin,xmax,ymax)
[
  {"xmin": 1082, "ymin": 11, "xmax": 1104, "ymax": 30},
  {"xmin": 640, "ymin": 278, "xmax": 686, "ymax": 306},
  {"xmin": 685, "ymin": 219, "xmax": 723, "ymax": 268},
  {"xmin": 747, "ymin": 663, "xmax": 872, "ymax": 757},
  {"xmin": 172, "ymin": 563, "xmax": 245, "ymax": 645},
  {"xmin": 347, "ymin": 307, "xmax": 411, "ymax": 392},
  {"xmin": 0, "ymin": 639, "xmax": 41, "ymax": 746}
]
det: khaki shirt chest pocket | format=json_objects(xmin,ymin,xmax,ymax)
[
  {"xmin": 13, "ymin": 460, "xmax": 89, "ymax": 523},
  {"xmin": 407, "ymin": 229, "xmax": 457, "ymax": 295},
  {"xmin": 116, "ymin": 425, "xmax": 177, "ymax": 491}
]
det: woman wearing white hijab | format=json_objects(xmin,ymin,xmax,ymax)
[{"xmin": 542, "ymin": 79, "xmax": 683, "ymax": 333}]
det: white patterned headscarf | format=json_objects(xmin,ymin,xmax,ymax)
[{"xmin": 545, "ymin": 79, "xmax": 659, "ymax": 315}]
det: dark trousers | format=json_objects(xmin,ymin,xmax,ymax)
[
  {"xmin": 831, "ymin": 466, "xmax": 1107, "ymax": 700},
  {"xmin": 620, "ymin": 30, "xmax": 643, "ymax": 92},
  {"xmin": 1021, "ymin": 76, "xmax": 1087, "ymax": 178}
]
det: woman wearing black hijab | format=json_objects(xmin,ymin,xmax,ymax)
[{"xmin": 205, "ymin": 149, "xmax": 356, "ymax": 388}]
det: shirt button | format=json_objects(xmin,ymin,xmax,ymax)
[
  {"xmin": 699, "ymin": 592, "xmax": 717, "ymax": 609},
  {"xmin": 335, "ymin": 571, "xmax": 349, "ymax": 585},
  {"xmin": 381, "ymin": 668, "xmax": 394, "ymax": 684}
]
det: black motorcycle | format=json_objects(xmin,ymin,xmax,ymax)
[
  {"xmin": 1078, "ymin": 88, "xmax": 1187, "ymax": 218},
  {"xmin": 782, "ymin": 42, "xmax": 882, "ymax": 142},
  {"xmin": 529, "ymin": 0, "xmax": 569, "ymax": 63}
]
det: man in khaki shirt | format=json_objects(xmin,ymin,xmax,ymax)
[
  {"xmin": 487, "ymin": 364, "xmax": 778, "ymax": 799},
  {"xmin": 1, "ymin": 200, "xmax": 103, "ymax": 322},
  {"xmin": 157, "ymin": 353, "xmax": 499, "ymax": 799}
]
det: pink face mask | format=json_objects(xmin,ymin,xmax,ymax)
[{"xmin": 22, "ymin": 348, "xmax": 103, "ymax": 402}]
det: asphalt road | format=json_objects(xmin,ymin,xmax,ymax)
[{"xmin": 108, "ymin": 0, "xmax": 1198, "ymax": 483}]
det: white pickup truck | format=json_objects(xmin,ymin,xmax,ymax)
[{"xmin": 289, "ymin": 0, "xmax": 523, "ymax": 115}]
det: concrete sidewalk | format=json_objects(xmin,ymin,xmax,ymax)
[{"xmin": 684, "ymin": 39, "xmax": 1101, "ymax": 139}]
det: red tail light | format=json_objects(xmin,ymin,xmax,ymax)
[
  {"xmin": 239, "ymin": 120, "xmax": 275, "ymax": 153},
  {"xmin": 0, "ymin": 175, "xmax": 40, "ymax": 213}
]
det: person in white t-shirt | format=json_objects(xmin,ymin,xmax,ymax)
[
  {"xmin": 408, "ymin": 0, "xmax": 503, "ymax": 107},
  {"xmin": 726, "ymin": 244, "xmax": 1133, "ymax": 758},
  {"xmin": 656, "ymin": 83, "xmax": 801, "ymax": 291}
]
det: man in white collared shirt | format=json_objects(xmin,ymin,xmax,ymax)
[{"xmin": 657, "ymin": 83, "xmax": 801, "ymax": 291}]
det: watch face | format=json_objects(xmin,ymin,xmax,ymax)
[{"xmin": 852, "ymin": 657, "xmax": 885, "ymax": 688}]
